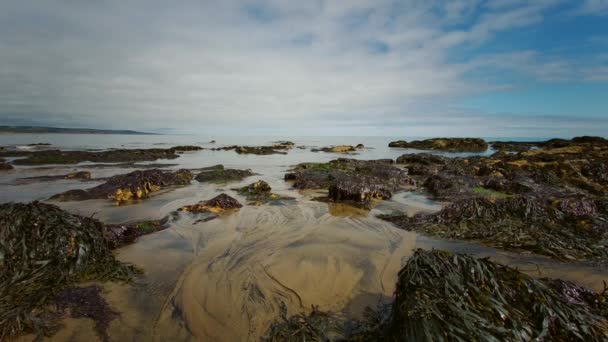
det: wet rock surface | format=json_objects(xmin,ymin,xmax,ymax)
[
  {"xmin": 194, "ymin": 164, "xmax": 255, "ymax": 183},
  {"xmin": 50, "ymin": 169, "xmax": 193, "ymax": 204},
  {"xmin": 389, "ymin": 137, "xmax": 488, "ymax": 152},
  {"xmin": 285, "ymin": 158, "xmax": 411, "ymax": 205},
  {"xmin": 383, "ymin": 137, "xmax": 608, "ymax": 262}
]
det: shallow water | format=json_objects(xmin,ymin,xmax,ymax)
[{"xmin": 2, "ymin": 134, "xmax": 607, "ymax": 341}]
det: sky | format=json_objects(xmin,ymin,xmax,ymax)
[{"xmin": 0, "ymin": 0, "xmax": 607, "ymax": 138}]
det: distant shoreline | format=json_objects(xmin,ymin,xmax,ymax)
[{"xmin": 0, "ymin": 126, "xmax": 158, "ymax": 135}]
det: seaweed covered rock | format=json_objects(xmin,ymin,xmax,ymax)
[
  {"xmin": 490, "ymin": 141, "xmax": 542, "ymax": 152},
  {"xmin": 312, "ymin": 145, "xmax": 357, "ymax": 153},
  {"xmin": 2, "ymin": 147, "xmax": 185, "ymax": 165},
  {"xmin": 389, "ymin": 138, "xmax": 488, "ymax": 152},
  {"xmin": 380, "ymin": 196, "xmax": 608, "ymax": 261},
  {"xmin": 171, "ymin": 145, "xmax": 203, "ymax": 152},
  {"xmin": 179, "ymin": 193, "xmax": 242, "ymax": 220},
  {"xmin": 105, "ymin": 218, "xmax": 170, "ymax": 249},
  {"xmin": 328, "ymin": 177, "xmax": 392, "ymax": 203},
  {"xmin": 234, "ymin": 180, "xmax": 295, "ymax": 205},
  {"xmin": 264, "ymin": 250, "xmax": 608, "ymax": 341},
  {"xmin": 0, "ymin": 202, "xmax": 138, "ymax": 340},
  {"xmin": 285, "ymin": 159, "xmax": 411, "ymax": 204},
  {"xmin": 195, "ymin": 165, "xmax": 254, "ymax": 183},
  {"xmin": 386, "ymin": 249, "xmax": 608, "ymax": 341},
  {"xmin": 211, "ymin": 144, "xmax": 291, "ymax": 155},
  {"xmin": 396, "ymin": 136, "xmax": 608, "ymax": 199},
  {"xmin": 50, "ymin": 169, "xmax": 193, "ymax": 204}
]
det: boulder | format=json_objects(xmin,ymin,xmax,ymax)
[
  {"xmin": 195, "ymin": 165, "xmax": 254, "ymax": 183},
  {"xmin": 51, "ymin": 169, "xmax": 193, "ymax": 203}
]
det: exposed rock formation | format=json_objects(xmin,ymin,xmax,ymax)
[
  {"xmin": 389, "ymin": 138, "xmax": 488, "ymax": 152},
  {"xmin": 50, "ymin": 169, "xmax": 193, "ymax": 204}
]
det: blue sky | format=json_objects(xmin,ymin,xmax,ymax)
[{"xmin": 0, "ymin": 0, "xmax": 607, "ymax": 137}]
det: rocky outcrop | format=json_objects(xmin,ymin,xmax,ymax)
[
  {"xmin": 50, "ymin": 169, "xmax": 193, "ymax": 204},
  {"xmin": 180, "ymin": 193, "xmax": 242, "ymax": 215},
  {"xmin": 105, "ymin": 218, "xmax": 170, "ymax": 249},
  {"xmin": 385, "ymin": 137, "xmax": 608, "ymax": 262},
  {"xmin": 171, "ymin": 145, "xmax": 203, "ymax": 152},
  {"xmin": 194, "ymin": 165, "xmax": 254, "ymax": 183},
  {"xmin": 285, "ymin": 158, "xmax": 411, "ymax": 205},
  {"xmin": 389, "ymin": 138, "xmax": 488, "ymax": 152},
  {"xmin": 211, "ymin": 144, "xmax": 292, "ymax": 155},
  {"xmin": 312, "ymin": 145, "xmax": 358, "ymax": 153},
  {"xmin": 234, "ymin": 180, "xmax": 294, "ymax": 205},
  {"xmin": 1, "ymin": 147, "xmax": 196, "ymax": 165}
]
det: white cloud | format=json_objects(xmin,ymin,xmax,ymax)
[{"xmin": 0, "ymin": 0, "xmax": 604, "ymax": 135}]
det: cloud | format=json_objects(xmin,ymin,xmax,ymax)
[
  {"xmin": 0, "ymin": 0, "xmax": 605, "ymax": 136},
  {"xmin": 576, "ymin": 0, "xmax": 608, "ymax": 16}
]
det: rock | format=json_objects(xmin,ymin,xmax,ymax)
[
  {"xmin": 50, "ymin": 169, "xmax": 193, "ymax": 203},
  {"xmin": 2, "ymin": 147, "xmax": 182, "ymax": 165},
  {"xmin": 396, "ymin": 153, "xmax": 446, "ymax": 165},
  {"xmin": 237, "ymin": 180, "xmax": 272, "ymax": 194},
  {"xmin": 274, "ymin": 141, "xmax": 295, "ymax": 147},
  {"xmin": 19, "ymin": 171, "xmax": 92, "ymax": 182},
  {"xmin": 570, "ymin": 136, "xmax": 607, "ymax": 144},
  {"xmin": 328, "ymin": 177, "xmax": 392, "ymax": 203},
  {"xmin": 386, "ymin": 249, "xmax": 608, "ymax": 341},
  {"xmin": 209, "ymin": 140, "xmax": 216, "ymax": 143},
  {"xmin": 286, "ymin": 158, "xmax": 411, "ymax": 205},
  {"xmin": 355, "ymin": 144, "xmax": 365, "ymax": 149},
  {"xmin": 234, "ymin": 180, "xmax": 294, "ymax": 205},
  {"xmin": 171, "ymin": 145, "xmax": 203, "ymax": 152},
  {"xmin": 105, "ymin": 218, "xmax": 169, "ymax": 249},
  {"xmin": 380, "ymin": 195, "xmax": 608, "ymax": 261},
  {"xmin": 313, "ymin": 145, "xmax": 357, "ymax": 153},
  {"xmin": 490, "ymin": 141, "xmax": 541, "ymax": 152},
  {"xmin": 180, "ymin": 193, "xmax": 242, "ymax": 213},
  {"xmin": 236, "ymin": 145, "xmax": 288, "ymax": 155},
  {"xmin": 211, "ymin": 144, "xmax": 290, "ymax": 155},
  {"xmin": 195, "ymin": 165, "xmax": 254, "ymax": 183},
  {"xmin": 389, "ymin": 138, "xmax": 488, "ymax": 152}
]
